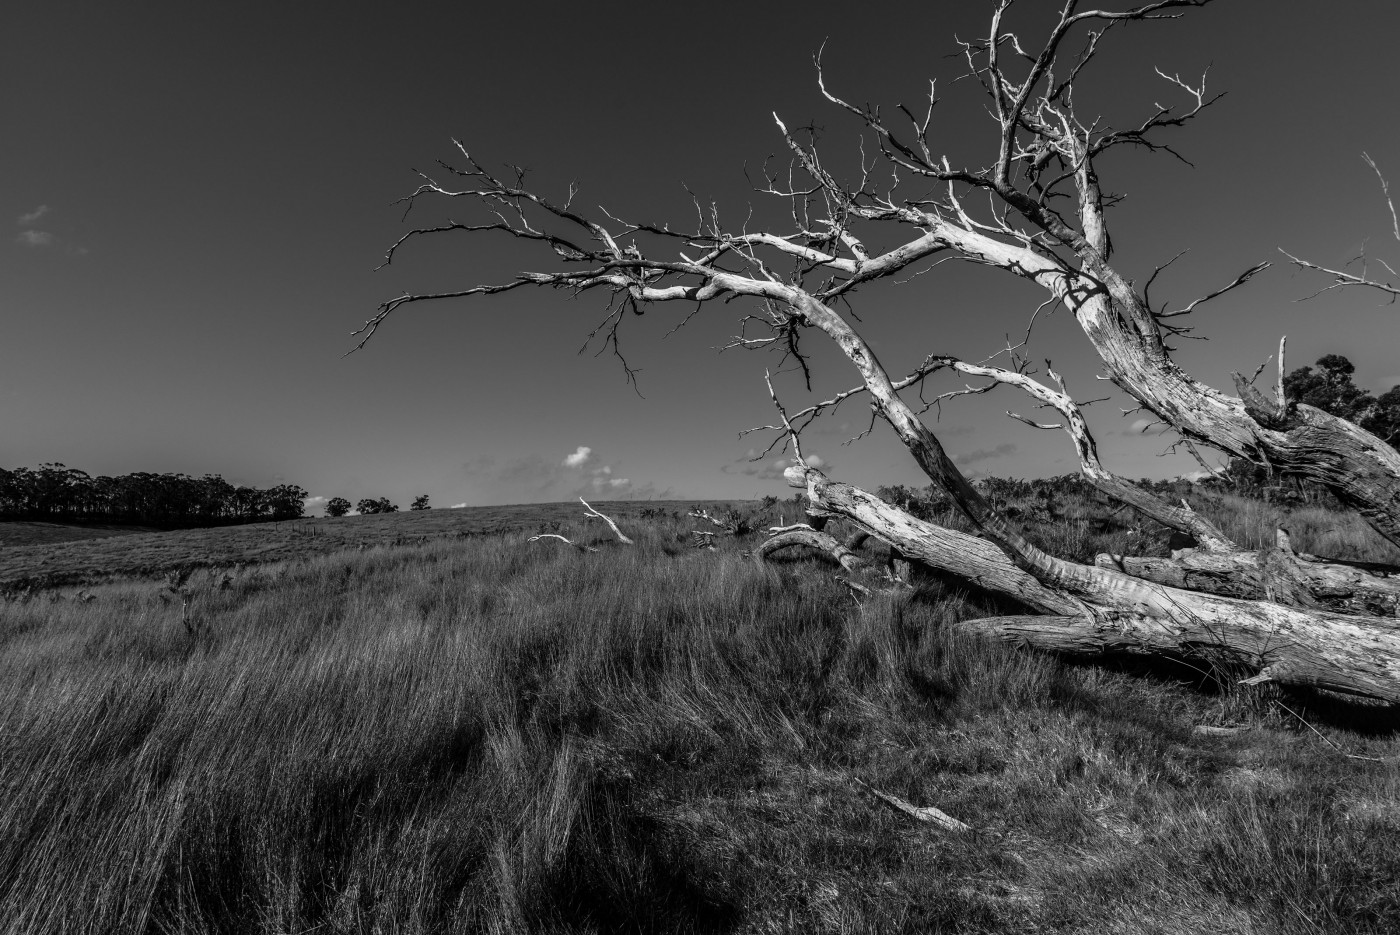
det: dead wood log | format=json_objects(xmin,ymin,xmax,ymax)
[
  {"xmin": 788, "ymin": 466, "xmax": 1400, "ymax": 703},
  {"xmin": 1099, "ymin": 529, "xmax": 1400, "ymax": 617}
]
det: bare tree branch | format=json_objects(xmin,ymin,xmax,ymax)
[{"xmin": 1157, "ymin": 261, "xmax": 1272, "ymax": 318}]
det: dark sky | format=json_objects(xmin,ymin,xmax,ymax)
[{"xmin": 6, "ymin": 1, "xmax": 1400, "ymax": 510}]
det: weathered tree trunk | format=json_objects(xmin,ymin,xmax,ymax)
[{"xmin": 781, "ymin": 468, "xmax": 1400, "ymax": 702}]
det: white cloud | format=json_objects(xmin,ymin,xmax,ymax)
[
  {"xmin": 16, "ymin": 230, "xmax": 53, "ymax": 247},
  {"xmin": 449, "ymin": 502, "xmax": 467, "ymax": 509},
  {"xmin": 17, "ymin": 205, "xmax": 48, "ymax": 224},
  {"xmin": 303, "ymin": 495, "xmax": 329, "ymax": 513},
  {"xmin": 562, "ymin": 446, "xmax": 592, "ymax": 468}
]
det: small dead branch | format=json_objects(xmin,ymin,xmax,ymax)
[
  {"xmin": 836, "ymin": 575, "xmax": 873, "ymax": 599},
  {"xmin": 855, "ymin": 778, "xmax": 971, "ymax": 833},
  {"xmin": 579, "ymin": 497, "xmax": 633, "ymax": 544},
  {"xmin": 1271, "ymin": 700, "xmax": 1391, "ymax": 763},
  {"xmin": 1157, "ymin": 261, "xmax": 1271, "ymax": 318},
  {"xmin": 527, "ymin": 533, "xmax": 598, "ymax": 553},
  {"xmin": 1191, "ymin": 724, "xmax": 1246, "ymax": 738},
  {"xmin": 1281, "ymin": 248, "xmax": 1400, "ymax": 300},
  {"xmin": 689, "ymin": 506, "xmax": 755, "ymax": 536}
]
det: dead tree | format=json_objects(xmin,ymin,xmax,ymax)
[{"xmin": 358, "ymin": 1, "xmax": 1400, "ymax": 702}]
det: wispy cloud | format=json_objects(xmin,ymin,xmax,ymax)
[
  {"xmin": 16, "ymin": 230, "xmax": 54, "ymax": 247},
  {"xmin": 449, "ymin": 502, "xmax": 467, "ymax": 509},
  {"xmin": 17, "ymin": 205, "xmax": 48, "ymax": 224},
  {"xmin": 952, "ymin": 443, "xmax": 1017, "ymax": 467}
]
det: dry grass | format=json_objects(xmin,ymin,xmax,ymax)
[{"xmin": 2, "ymin": 498, "xmax": 1399, "ymax": 933}]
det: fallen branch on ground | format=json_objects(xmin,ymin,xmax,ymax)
[
  {"xmin": 526, "ymin": 533, "xmax": 598, "ymax": 553},
  {"xmin": 855, "ymin": 778, "xmax": 971, "ymax": 833}
]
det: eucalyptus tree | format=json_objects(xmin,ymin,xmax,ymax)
[{"xmin": 358, "ymin": 1, "xmax": 1400, "ymax": 701}]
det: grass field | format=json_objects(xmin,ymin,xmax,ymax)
[
  {"xmin": 0, "ymin": 501, "xmax": 723, "ymax": 590},
  {"xmin": 0, "ymin": 520, "xmax": 160, "ymax": 548},
  {"xmin": 2, "ymin": 491, "xmax": 1399, "ymax": 932}
]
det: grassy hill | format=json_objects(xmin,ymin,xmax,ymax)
[
  {"xmin": 0, "ymin": 520, "xmax": 160, "ymax": 548},
  {"xmin": 0, "ymin": 500, "xmax": 738, "ymax": 589},
  {"xmin": 1, "ymin": 491, "xmax": 1398, "ymax": 932}
]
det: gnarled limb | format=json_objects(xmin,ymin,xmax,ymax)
[
  {"xmin": 754, "ymin": 524, "xmax": 913, "ymax": 592},
  {"xmin": 754, "ymin": 527, "xmax": 868, "ymax": 576}
]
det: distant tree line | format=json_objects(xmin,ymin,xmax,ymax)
[
  {"xmin": 323, "ymin": 495, "xmax": 430, "ymax": 517},
  {"xmin": 0, "ymin": 463, "xmax": 307, "ymax": 527}
]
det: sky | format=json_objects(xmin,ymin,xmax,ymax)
[{"xmin": 6, "ymin": 1, "xmax": 1400, "ymax": 512}]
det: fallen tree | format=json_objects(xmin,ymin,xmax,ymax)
[{"xmin": 360, "ymin": 1, "xmax": 1400, "ymax": 702}]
